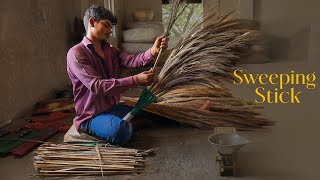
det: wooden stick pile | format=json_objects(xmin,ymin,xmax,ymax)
[{"xmin": 33, "ymin": 143, "xmax": 155, "ymax": 177}]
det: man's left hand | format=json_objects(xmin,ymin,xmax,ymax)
[{"xmin": 151, "ymin": 35, "xmax": 169, "ymax": 57}]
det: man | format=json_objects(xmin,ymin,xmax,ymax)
[{"xmin": 66, "ymin": 5, "xmax": 168, "ymax": 145}]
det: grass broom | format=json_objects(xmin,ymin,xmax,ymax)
[
  {"xmin": 123, "ymin": 8, "xmax": 274, "ymax": 130},
  {"xmin": 123, "ymin": 0, "xmax": 187, "ymax": 122}
]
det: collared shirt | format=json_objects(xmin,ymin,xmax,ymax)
[{"xmin": 67, "ymin": 37, "xmax": 154, "ymax": 130}]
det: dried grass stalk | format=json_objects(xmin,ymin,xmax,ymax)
[
  {"xmin": 33, "ymin": 143, "xmax": 155, "ymax": 177},
  {"xmin": 124, "ymin": 8, "xmax": 274, "ymax": 130},
  {"xmin": 152, "ymin": 0, "xmax": 187, "ymax": 70}
]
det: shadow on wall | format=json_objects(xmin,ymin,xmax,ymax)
[
  {"xmin": 263, "ymin": 25, "xmax": 311, "ymax": 63},
  {"xmin": 237, "ymin": 24, "xmax": 312, "ymax": 64},
  {"xmin": 68, "ymin": 17, "xmax": 86, "ymax": 47}
]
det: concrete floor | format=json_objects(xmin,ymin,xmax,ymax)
[{"xmin": 0, "ymin": 62, "xmax": 319, "ymax": 180}]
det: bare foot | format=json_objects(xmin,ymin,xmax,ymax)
[{"xmin": 199, "ymin": 100, "xmax": 210, "ymax": 110}]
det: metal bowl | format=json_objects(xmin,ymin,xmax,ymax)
[{"xmin": 208, "ymin": 133, "xmax": 249, "ymax": 155}]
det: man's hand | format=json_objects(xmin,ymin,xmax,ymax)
[
  {"xmin": 151, "ymin": 35, "xmax": 169, "ymax": 57},
  {"xmin": 133, "ymin": 69, "xmax": 155, "ymax": 86}
]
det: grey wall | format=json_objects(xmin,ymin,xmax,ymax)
[
  {"xmin": 202, "ymin": 0, "xmax": 319, "ymax": 38},
  {"xmin": 254, "ymin": 0, "xmax": 319, "ymax": 37},
  {"xmin": 203, "ymin": 0, "xmax": 219, "ymax": 15},
  {"xmin": 0, "ymin": 0, "xmax": 81, "ymax": 126},
  {"xmin": 254, "ymin": 0, "xmax": 320, "ymax": 63},
  {"xmin": 114, "ymin": 0, "xmax": 125, "ymax": 45},
  {"xmin": 202, "ymin": 0, "xmax": 319, "ymax": 63}
]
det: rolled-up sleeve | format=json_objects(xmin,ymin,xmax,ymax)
[
  {"xmin": 67, "ymin": 49, "xmax": 134, "ymax": 96},
  {"xmin": 118, "ymin": 48, "xmax": 154, "ymax": 68}
]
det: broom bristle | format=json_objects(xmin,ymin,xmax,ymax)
[{"xmin": 124, "ymin": 7, "xmax": 273, "ymax": 130}]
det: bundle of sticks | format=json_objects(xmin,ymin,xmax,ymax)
[
  {"xmin": 123, "ymin": 8, "xmax": 274, "ymax": 130},
  {"xmin": 33, "ymin": 143, "xmax": 155, "ymax": 177}
]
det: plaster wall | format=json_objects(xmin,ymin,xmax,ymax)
[
  {"xmin": 204, "ymin": 0, "xmax": 319, "ymax": 63},
  {"xmin": 0, "ymin": 0, "xmax": 81, "ymax": 126},
  {"xmin": 254, "ymin": 0, "xmax": 319, "ymax": 37},
  {"xmin": 254, "ymin": 0, "xmax": 320, "ymax": 63}
]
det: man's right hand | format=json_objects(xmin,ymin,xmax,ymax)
[{"xmin": 133, "ymin": 70, "xmax": 155, "ymax": 86}]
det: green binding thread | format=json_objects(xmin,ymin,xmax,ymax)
[{"xmin": 130, "ymin": 87, "xmax": 157, "ymax": 116}]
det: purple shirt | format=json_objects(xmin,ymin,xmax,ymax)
[{"xmin": 67, "ymin": 37, "xmax": 154, "ymax": 130}]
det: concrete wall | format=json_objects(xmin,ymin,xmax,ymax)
[
  {"xmin": 114, "ymin": 0, "xmax": 125, "ymax": 45},
  {"xmin": 203, "ymin": 0, "xmax": 251, "ymax": 19},
  {"xmin": 254, "ymin": 0, "xmax": 319, "ymax": 37},
  {"xmin": 203, "ymin": 0, "xmax": 219, "ymax": 15},
  {"xmin": 219, "ymin": 0, "xmax": 239, "ymax": 17},
  {"xmin": 254, "ymin": 0, "xmax": 320, "ymax": 63},
  {"xmin": 308, "ymin": 23, "xmax": 320, "ymax": 70},
  {"xmin": 204, "ymin": 0, "xmax": 319, "ymax": 63},
  {"xmin": 202, "ymin": 0, "xmax": 319, "ymax": 37},
  {"xmin": 0, "ymin": 0, "xmax": 81, "ymax": 127}
]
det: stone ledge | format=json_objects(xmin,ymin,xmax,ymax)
[
  {"xmin": 123, "ymin": 28, "xmax": 164, "ymax": 43},
  {"xmin": 125, "ymin": 21, "xmax": 164, "ymax": 30}
]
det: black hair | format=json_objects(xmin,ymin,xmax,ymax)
[{"xmin": 83, "ymin": 5, "xmax": 117, "ymax": 32}]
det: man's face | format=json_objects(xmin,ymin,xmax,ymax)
[{"xmin": 90, "ymin": 18, "xmax": 113, "ymax": 41}]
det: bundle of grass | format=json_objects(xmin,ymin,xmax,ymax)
[
  {"xmin": 33, "ymin": 143, "xmax": 155, "ymax": 177},
  {"xmin": 123, "ymin": 0, "xmax": 187, "ymax": 122},
  {"xmin": 123, "ymin": 7, "xmax": 274, "ymax": 130}
]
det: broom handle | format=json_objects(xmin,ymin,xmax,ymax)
[
  {"xmin": 123, "ymin": 112, "xmax": 134, "ymax": 122},
  {"xmin": 151, "ymin": 48, "xmax": 163, "ymax": 72},
  {"xmin": 151, "ymin": 34, "xmax": 168, "ymax": 72}
]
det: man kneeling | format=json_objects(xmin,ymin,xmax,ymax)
[{"xmin": 66, "ymin": 5, "xmax": 168, "ymax": 145}]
